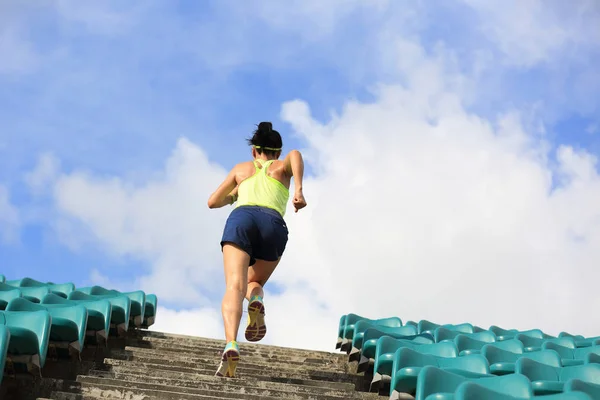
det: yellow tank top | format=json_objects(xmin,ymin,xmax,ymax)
[{"xmin": 235, "ymin": 159, "xmax": 290, "ymax": 217}]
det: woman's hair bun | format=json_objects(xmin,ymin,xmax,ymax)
[{"xmin": 257, "ymin": 122, "xmax": 272, "ymax": 133}]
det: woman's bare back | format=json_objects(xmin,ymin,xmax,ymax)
[{"xmin": 234, "ymin": 160, "xmax": 291, "ymax": 190}]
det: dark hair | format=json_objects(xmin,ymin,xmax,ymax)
[{"xmin": 247, "ymin": 122, "xmax": 283, "ymax": 157}]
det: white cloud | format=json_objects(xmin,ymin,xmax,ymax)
[
  {"xmin": 0, "ymin": 185, "xmax": 20, "ymax": 244},
  {"xmin": 461, "ymin": 0, "xmax": 600, "ymax": 67},
  {"xmin": 52, "ymin": 138, "xmax": 229, "ymax": 304},
  {"xmin": 150, "ymin": 306, "xmax": 223, "ymax": 340},
  {"xmin": 25, "ymin": 153, "xmax": 61, "ymax": 196}
]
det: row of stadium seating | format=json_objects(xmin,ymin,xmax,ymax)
[
  {"xmin": 0, "ymin": 274, "xmax": 157, "ymax": 387},
  {"xmin": 336, "ymin": 313, "xmax": 600, "ymax": 400}
]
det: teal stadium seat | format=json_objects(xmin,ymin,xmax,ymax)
[
  {"xmin": 515, "ymin": 333, "xmax": 575, "ymax": 353},
  {"xmin": 77, "ymin": 286, "xmax": 145, "ymax": 328},
  {"xmin": 1, "ymin": 283, "xmax": 49, "ymax": 304},
  {"xmin": 0, "ymin": 309, "xmax": 51, "ymax": 372},
  {"xmin": 42, "ymin": 293, "xmax": 112, "ymax": 343},
  {"xmin": 453, "ymin": 331, "xmax": 496, "ymax": 356},
  {"xmin": 0, "ymin": 285, "xmax": 21, "ymax": 310},
  {"xmin": 0, "ymin": 325, "xmax": 10, "ymax": 385},
  {"xmin": 340, "ymin": 314, "xmax": 402, "ymax": 352},
  {"xmin": 516, "ymin": 356, "xmax": 600, "ymax": 396},
  {"xmin": 482, "ymin": 344, "xmax": 561, "ymax": 375},
  {"xmin": 356, "ymin": 327, "xmax": 434, "ymax": 372},
  {"xmin": 414, "ymin": 366, "xmax": 588, "ymax": 400},
  {"xmin": 351, "ymin": 321, "xmax": 417, "ymax": 355},
  {"xmin": 543, "ymin": 342, "xmax": 600, "ymax": 367},
  {"xmin": 371, "ymin": 338, "xmax": 457, "ymax": 391},
  {"xmin": 0, "ymin": 274, "xmax": 5, "ymax": 283},
  {"xmin": 69, "ymin": 290, "xmax": 130, "ymax": 335},
  {"xmin": 565, "ymin": 378, "xmax": 600, "ymax": 399},
  {"xmin": 6, "ymin": 277, "xmax": 75, "ymax": 298},
  {"xmin": 6, "ymin": 297, "xmax": 87, "ymax": 357},
  {"xmin": 389, "ymin": 347, "xmax": 492, "ymax": 398},
  {"xmin": 142, "ymin": 293, "xmax": 157, "ymax": 328}
]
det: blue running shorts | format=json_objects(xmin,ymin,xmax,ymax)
[{"xmin": 220, "ymin": 205, "xmax": 289, "ymax": 266}]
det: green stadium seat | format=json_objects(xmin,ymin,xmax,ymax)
[
  {"xmin": 454, "ymin": 331, "xmax": 496, "ymax": 356},
  {"xmin": 451, "ymin": 376, "xmax": 593, "ymax": 400},
  {"xmin": 0, "ymin": 275, "xmax": 5, "ymax": 283},
  {"xmin": 516, "ymin": 356, "xmax": 600, "ymax": 395},
  {"xmin": 482, "ymin": 343, "xmax": 561, "ymax": 375},
  {"xmin": 77, "ymin": 286, "xmax": 145, "ymax": 328},
  {"xmin": 0, "ymin": 286, "xmax": 21, "ymax": 310},
  {"xmin": 564, "ymin": 379, "xmax": 600, "ymax": 399},
  {"xmin": 418, "ymin": 320, "xmax": 441, "ymax": 334},
  {"xmin": 6, "ymin": 297, "xmax": 87, "ymax": 357},
  {"xmin": 515, "ymin": 333, "xmax": 575, "ymax": 353},
  {"xmin": 1, "ymin": 283, "xmax": 50, "ymax": 304},
  {"xmin": 356, "ymin": 328, "xmax": 434, "ymax": 372},
  {"xmin": 0, "ymin": 309, "xmax": 51, "ymax": 371},
  {"xmin": 0, "ymin": 325, "xmax": 10, "ymax": 385},
  {"xmin": 6, "ymin": 277, "xmax": 75, "ymax": 298},
  {"xmin": 351, "ymin": 321, "xmax": 417, "ymax": 355},
  {"xmin": 389, "ymin": 347, "xmax": 492, "ymax": 398},
  {"xmin": 340, "ymin": 314, "xmax": 402, "ymax": 352},
  {"xmin": 69, "ymin": 290, "xmax": 130, "ymax": 335},
  {"xmin": 414, "ymin": 366, "xmax": 528, "ymax": 400},
  {"xmin": 41, "ymin": 293, "xmax": 111, "ymax": 343},
  {"xmin": 543, "ymin": 342, "xmax": 600, "ymax": 367},
  {"xmin": 142, "ymin": 294, "xmax": 157, "ymax": 328},
  {"xmin": 371, "ymin": 338, "xmax": 457, "ymax": 391}
]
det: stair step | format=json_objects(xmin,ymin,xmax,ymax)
[
  {"xmin": 120, "ymin": 345, "xmax": 347, "ymax": 367},
  {"xmin": 72, "ymin": 375, "xmax": 377, "ymax": 400},
  {"xmin": 132, "ymin": 331, "xmax": 335, "ymax": 354},
  {"xmin": 88, "ymin": 368, "xmax": 357, "ymax": 395},
  {"xmin": 129, "ymin": 335, "xmax": 342, "ymax": 361},
  {"xmin": 103, "ymin": 358, "xmax": 359, "ymax": 384},
  {"xmin": 109, "ymin": 348, "xmax": 347, "ymax": 373}
]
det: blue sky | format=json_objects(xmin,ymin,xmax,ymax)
[{"xmin": 1, "ymin": 1, "xmax": 600, "ymax": 346}]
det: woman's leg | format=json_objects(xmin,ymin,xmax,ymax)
[
  {"xmin": 246, "ymin": 258, "xmax": 281, "ymax": 301},
  {"xmin": 244, "ymin": 258, "xmax": 280, "ymax": 342},
  {"xmin": 221, "ymin": 243, "xmax": 251, "ymax": 343}
]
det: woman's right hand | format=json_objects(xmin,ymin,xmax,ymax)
[{"xmin": 293, "ymin": 189, "xmax": 307, "ymax": 213}]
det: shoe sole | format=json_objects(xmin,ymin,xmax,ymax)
[
  {"xmin": 245, "ymin": 300, "xmax": 266, "ymax": 342},
  {"xmin": 215, "ymin": 349, "xmax": 240, "ymax": 378}
]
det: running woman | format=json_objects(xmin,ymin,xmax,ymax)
[{"xmin": 207, "ymin": 122, "xmax": 307, "ymax": 377}]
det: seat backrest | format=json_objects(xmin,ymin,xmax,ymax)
[
  {"xmin": 543, "ymin": 342, "xmax": 575, "ymax": 360},
  {"xmin": 456, "ymin": 373, "xmax": 533, "ymax": 398},
  {"xmin": 488, "ymin": 339, "xmax": 524, "ymax": 353},
  {"xmin": 437, "ymin": 353, "xmax": 490, "ymax": 375},
  {"xmin": 519, "ymin": 350, "xmax": 562, "ymax": 368},
  {"xmin": 482, "ymin": 344, "xmax": 521, "ymax": 364},
  {"xmin": 6, "ymin": 297, "xmax": 46, "ymax": 312},
  {"xmin": 418, "ymin": 319, "xmax": 441, "ymax": 334},
  {"xmin": 395, "ymin": 347, "xmax": 438, "ymax": 369},
  {"xmin": 515, "ymin": 357, "xmax": 560, "ymax": 382},
  {"xmin": 434, "ymin": 327, "xmax": 461, "ymax": 342},
  {"xmin": 574, "ymin": 346, "xmax": 600, "ymax": 362},
  {"xmin": 414, "ymin": 341, "xmax": 458, "ymax": 357},
  {"xmin": 441, "ymin": 323, "xmax": 474, "ymax": 334},
  {"xmin": 559, "ymin": 363, "xmax": 600, "ymax": 384}
]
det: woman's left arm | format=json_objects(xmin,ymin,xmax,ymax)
[{"xmin": 207, "ymin": 168, "xmax": 238, "ymax": 209}]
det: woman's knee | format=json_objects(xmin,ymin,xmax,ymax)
[{"xmin": 225, "ymin": 276, "xmax": 247, "ymax": 294}]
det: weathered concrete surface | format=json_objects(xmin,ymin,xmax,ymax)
[{"xmin": 0, "ymin": 330, "xmax": 378, "ymax": 399}]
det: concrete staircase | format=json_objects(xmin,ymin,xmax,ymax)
[{"xmin": 2, "ymin": 330, "xmax": 380, "ymax": 399}]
